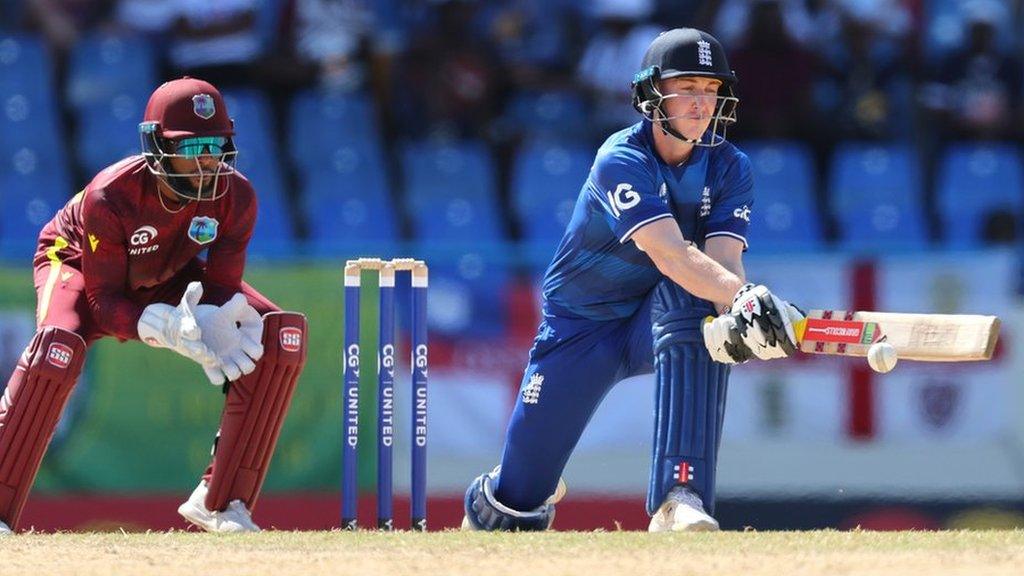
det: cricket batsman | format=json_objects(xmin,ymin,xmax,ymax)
[
  {"xmin": 0, "ymin": 77, "xmax": 308, "ymax": 534},
  {"xmin": 463, "ymin": 29, "xmax": 804, "ymax": 532}
]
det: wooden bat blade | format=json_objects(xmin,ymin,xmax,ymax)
[{"xmin": 795, "ymin": 311, "xmax": 1000, "ymax": 362}]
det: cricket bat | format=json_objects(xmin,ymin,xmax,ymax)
[{"xmin": 794, "ymin": 310, "xmax": 1000, "ymax": 362}]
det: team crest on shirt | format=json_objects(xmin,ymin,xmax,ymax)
[
  {"xmin": 188, "ymin": 216, "xmax": 219, "ymax": 245},
  {"xmin": 193, "ymin": 94, "xmax": 216, "ymax": 120},
  {"xmin": 699, "ymin": 187, "xmax": 712, "ymax": 218}
]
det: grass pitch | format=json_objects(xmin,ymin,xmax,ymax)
[{"xmin": 2, "ymin": 530, "xmax": 1022, "ymax": 576}]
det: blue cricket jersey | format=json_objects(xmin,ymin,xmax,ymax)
[{"xmin": 542, "ymin": 119, "xmax": 754, "ymax": 320}]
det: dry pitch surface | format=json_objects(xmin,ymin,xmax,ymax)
[{"xmin": 2, "ymin": 530, "xmax": 1022, "ymax": 576}]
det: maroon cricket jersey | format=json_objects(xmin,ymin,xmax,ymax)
[{"xmin": 34, "ymin": 156, "xmax": 257, "ymax": 341}]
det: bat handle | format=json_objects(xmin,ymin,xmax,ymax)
[
  {"xmin": 706, "ymin": 314, "xmax": 809, "ymax": 344},
  {"xmin": 793, "ymin": 317, "xmax": 807, "ymax": 344}
]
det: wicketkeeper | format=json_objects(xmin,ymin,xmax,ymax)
[{"xmin": 0, "ymin": 77, "xmax": 307, "ymax": 534}]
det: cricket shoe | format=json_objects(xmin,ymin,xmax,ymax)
[
  {"xmin": 178, "ymin": 481, "xmax": 260, "ymax": 533},
  {"xmin": 0, "ymin": 520, "xmax": 11, "ymax": 535},
  {"xmin": 648, "ymin": 486, "xmax": 719, "ymax": 532},
  {"xmin": 461, "ymin": 467, "xmax": 567, "ymax": 531}
]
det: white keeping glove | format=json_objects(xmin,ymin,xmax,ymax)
[
  {"xmin": 138, "ymin": 281, "xmax": 217, "ymax": 369},
  {"xmin": 729, "ymin": 284, "xmax": 805, "ymax": 361},
  {"xmin": 193, "ymin": 291, "xmax": 265, "ymax": 385}
]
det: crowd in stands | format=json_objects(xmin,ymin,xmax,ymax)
[{"xmin": 1, "ymin": 0, "xmax": 1022, "ymax": 264}]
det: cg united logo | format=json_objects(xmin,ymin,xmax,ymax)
[
  {"xmin": 129, "ymin": 225, "xmax": 159, "ymax": 256},
  {"xmin": 280, "ymin": 327, "xmax": 302, "ymax": 352}
]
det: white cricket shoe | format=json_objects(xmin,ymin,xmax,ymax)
[
  {"xmin": 177, "ymin": 481, "xmax": 260, "ymax": 533},
  {"xmin": 0, "ymin": 520, "xmax": 11, "ymax": 535},
  {"xmin": 648, "ymin": 486, "xmax": 719, "ymax": 532}
]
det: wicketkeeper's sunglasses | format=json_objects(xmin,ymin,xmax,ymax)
[{"xmin": 174, "ymin": 136, "xmax": 229, "ymax": 158}]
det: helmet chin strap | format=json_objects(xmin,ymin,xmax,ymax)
[{"xmin": 646, "ymin": 102, "xmax": 704, "ymax": 145}]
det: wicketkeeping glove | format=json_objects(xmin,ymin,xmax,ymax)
[
  {"xmin": 138, "ymin": 281, "xmax": 218, "ymax": 368},
  {"xmin": 193, "ymin": 291, "xmax": 265, "ymax": 385}
]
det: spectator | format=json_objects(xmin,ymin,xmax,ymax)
[
  {"xmin": 723, "ymin": 0, "xmax": 815, "ymax": 140},
  {"xmin": 812, "ymin": 7, "xmax": 913, "ymax": 142},
  {"xmin": 576, "ymin": 0, "xmax": 661, "ymax": 136},
  {"xmin": 478, "ymin": 0, "xmax": 573, "ymax": 89},
  {"xmin": 112, "ymin": 0, "xmax": 177, "ymax": 37},
  {"xmin": 394, "ymin": 0, "xmax": 506, "ymax": 140},
  {"xmin": 166, "ymin": 0, "xmax": 266, "ymax": 87},
  {"xmin": 920, "ymin": 1, "xmax": 1023, "ymax": 141},
  {"xmin": 23, "ymin": 0, "xmax": 114, "ymax": 56},
  {"xmin": 712, "ymin": 0, "xmax": 813, "ymax": 48},
  {"xmin": 288, "ymin": 0, "xmax": 373, "ymax": 92}
]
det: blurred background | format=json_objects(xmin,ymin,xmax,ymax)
[{"xmin": 0, "ymin": 0, "xmax": 1023, "ymax": 531}]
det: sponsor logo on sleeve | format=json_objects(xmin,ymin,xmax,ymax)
[
  {"xmin": 88, "ymin": 233, "xmax": 100, "ymax": 252},
  {"xmin": 607, "ymin": 183, "xmax": 641, "ymax": 218},
  {"xmin": 732, "ymin": 204, "xmax": 751, "ymax": 222}
]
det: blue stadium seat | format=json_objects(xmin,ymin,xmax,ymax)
[
  {"xmin": 0, "ymin": 34, "xmax": 53, "ymax": 98},
  {"xmin": 0, "ymin": 89, "xmax": 61, "ymax": 159},
  {"xmin": 300, "ymin": 147, "xmax": 397, "ymax": 253},
  {"xmin": 936, "ymin": 143, "xmax": 1023, "ymax": 247},
  {"xmin": 288, "ymin": 90, "xmax": 379, "ymax": 168},
  {"xmin": 67, "ymin": 33, "xmax": 157, "ymax": 109},
  {"xmin": 222, "ymin": 90, "xmax": 296, "ymax": 256},
  {"xmin": 0, "ymin": 153, "xmax": 71, "ymax": 260},
  {"xmin": 505, "ymin": 90, "xmax": 589, "ymax": 140},
  {"xmin": 830, "ymin": 144, "xmax": 928, "ymax": 251},
  {"xmin": 423, "ymin": 252, "xmax": 510, "ymax": 337},
  {"xmin": 76, "ymin": 93, "xmax": 145, "ymax": 175},
  {"xmin": 402, "ymin": 141, "xmax": 504, "ymax": 242},
  {"xmin": 740, "ymin": 141, "xmax": 823, "ymax": 251},
  {"xmin": 511, "ymin": 141, "xmax": 590, "ymax": 248}
]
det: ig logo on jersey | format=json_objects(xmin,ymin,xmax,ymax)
[{"xmin": 607, "ymin": 183, "xmax": 641, "ymax": 217}]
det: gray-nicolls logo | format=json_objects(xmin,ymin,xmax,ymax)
[
  {"xmin": 522, "ymin": 373, "xmax": 544, "ymax": 404},
  {"xmin": 697, "ymin": 40, "xmax": 713, "ymax": 66}
]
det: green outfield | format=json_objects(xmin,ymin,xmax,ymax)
[{"xmin": 2, "ymin": 530, "xmax": 1022, "ymax": 576}]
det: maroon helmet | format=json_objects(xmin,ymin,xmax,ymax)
[{"xmin": 139, "ymin": 77, "xmax": 238, "ymax": 201}]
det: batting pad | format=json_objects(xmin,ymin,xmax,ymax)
[
  {"xmin": 0, "ymin": 326, "xmax": 86, "ymax": 529},
  {"xmin": 205, "ymin": 312, "xmax": 307, "ymax": 512},
  {"xmin": 647, "ymin": 310, "xmax": 730, "ymax": 516}
]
